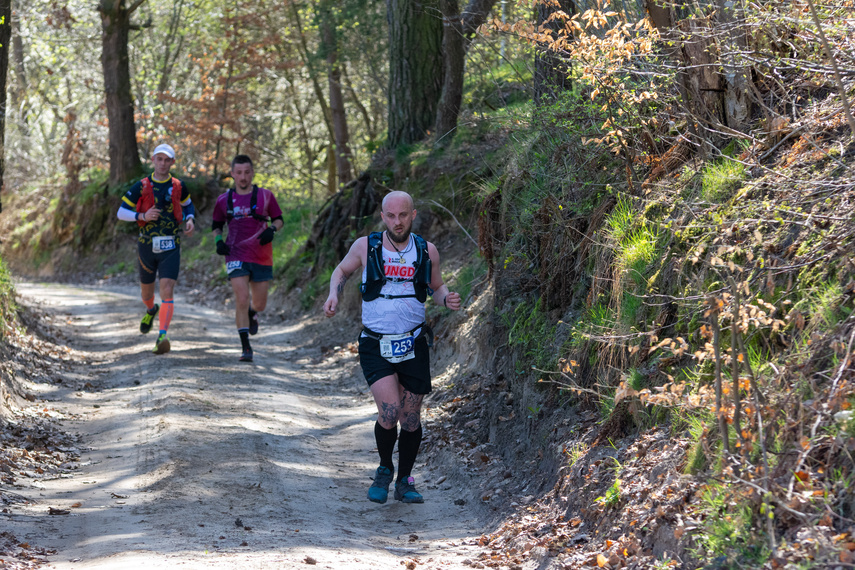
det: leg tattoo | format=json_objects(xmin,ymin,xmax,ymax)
[
  {"xmin": 379, "ymin": 401, "xmax": 399, "ymax": 429},
  {"xmin": 399, "ymin": 391, "xmax": 424, "ymax": 432}
]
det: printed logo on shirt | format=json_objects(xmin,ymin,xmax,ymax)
[
  {"xmin": 232, "ymin": 205, "xmax": 253, "ymax": 218},
  {"xmin": 385, "ymin": 264, "xmax": 415, "ymax": 280}
]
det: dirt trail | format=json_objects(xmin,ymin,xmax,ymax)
[{"xmin": 6, "ymin": 283, "xmax": 485, "ymax": 569}]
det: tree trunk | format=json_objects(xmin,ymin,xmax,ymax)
[
  {"xmin": 342, "ymin": 62, "xmax": 376, "ymax": 143},
  {"xmin": 645, "ymin": 1, "xmax": 707, "ymax": 157},
  {"xmin": 462, "ymin": 0, "xmax": 498, "ymax": 47},
  {"xmin": 435, "ymin": 0, "xmax": 465, "ymax": 145},
  {"xmin": 99, "ymin": 0, "xmax": 144, "ymax": 187},
  {"xmin": 534, "ymin": 0, "xmax": 575, "ymax": 108},
  {"xmin": 386, "ymin": 0, "xmax": 444, "ymax": 147},
  {"xmin": 156, "ymin": 0, "xmax": 186, "ymax": 96},
  {"xmin": 0, "ymin": 0, "xmax": 10, "ymax": 214},
  {"xmin": 716, "ymin": 0, "xmax": 750, "ymax": 132},
  {"xmin": 320, "ymin": 4, "xmax": 354, "ymax": 190},
  {"xmin": 11, "ymin": 14, "xmax": 27, "ymax": 131},
  {"xmin": 289, "ymin": 1, "xmax": 335, "ymax": 193}
]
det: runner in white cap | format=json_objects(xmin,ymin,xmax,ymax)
[{"xmin": 116, "ymin": 143, "xmax": 196, "ymax": 354}]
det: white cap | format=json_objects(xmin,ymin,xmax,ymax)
[{"xmin": 152, "ymin": 144, "xmax": 175, "ymax": 159}]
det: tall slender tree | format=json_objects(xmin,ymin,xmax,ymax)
[
  {"xmin": 319, "ymin": 2, "xmax": 354, "ymax": 189},
  {"xmin": 0, "ymin": 0, "xmax": 11, "ymax": 214},
  {"xmin": 435, "ymin": 0, "xmax": 498, "ymax": 144},
  {"xmin": 435, "ymin": 0, "xmax": 464, "ymax": 144},
  {"xmin": 99, "ymin": 0, "xmax": 145, "ymax": 187}
]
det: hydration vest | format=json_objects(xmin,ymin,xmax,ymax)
[
  {"xmin": 226, "ymin": 185, "xmax": 269, "ymax": 222},
  {"xmin": 137, "ymin": 176, "xmax": 183, "ymax": 227},
  {"xmin": 361, "ymin": 231, "xmax": 432, "ymax": 303}
]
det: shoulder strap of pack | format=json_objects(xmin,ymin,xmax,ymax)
[
  {"xmin": 141, "ymin": 177, "xmax": 153, "ymax": 197},
  {"xmin": 413, "ymin": 234, "xmax": 428, "ymax": 264},
  {"xmin": 226, "ymin": 188, "xmax": 235, "ymax": 219}
]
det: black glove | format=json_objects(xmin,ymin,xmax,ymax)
[
  {"xmin": 216, "ymin": 239, "xmax": 230, "ymax": 256},
  {"xmin": 258, "ymin": 226, "xmax": 276, "ymax": 245}
]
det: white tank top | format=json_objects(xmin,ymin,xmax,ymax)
[{"xmin": 361, "ymin": 235, "xmax": 425, "ymax": 334}]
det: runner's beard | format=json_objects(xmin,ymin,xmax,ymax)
[{"xmin": 386, "ymin": 227, "xmax": 411, "ymax": 246}]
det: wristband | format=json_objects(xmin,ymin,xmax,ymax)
[
  {"xmin": 136, "ymin": 212, "xmax": 141, "ymax": 222},
  {"xmin": 215, "ymin": 234, "xmax": 223, "ymax": 243},
  {"xmin": 443, "ymin": 296, "xmax": 448, "ymax": 308}
]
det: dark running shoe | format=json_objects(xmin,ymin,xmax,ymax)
[
  {"xmin": 152, "ymin": 333, "xmax": 170, "ymax": 355},
  {"xmin": 140, "ymin": 304, "xmax": 159, "ymax": 334},
  {"xmin": 367, "ymin": 466, "xmax": 393, "ymax": 504},
  {"xmin": 239, "ymin": 349, "xmax": 253, "ymax": 362},
  {"xmin": 394, "ymin": 476, "xmax": 424, "ymax": 503},
  {"xmin": 248, "ymin": 310, "xmax": 259, "ymax": 336}
]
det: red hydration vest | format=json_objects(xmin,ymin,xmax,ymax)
[{"xmin": 136, "ymin": 177, "xmax": 183, "ymax": 227}]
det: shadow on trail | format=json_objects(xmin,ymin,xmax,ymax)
[{"xmin": 11, "ymin": 282, "xmax": 484, "ymax": 568}]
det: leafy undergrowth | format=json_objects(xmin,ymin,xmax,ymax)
[{"xmin": 422, "ymin": 12, "xmax": 855, "ymax": 568}]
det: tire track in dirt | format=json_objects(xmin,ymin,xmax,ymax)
[{"xmin": 6, "ymin": 283, "xmax": 485, "ymax": 569}]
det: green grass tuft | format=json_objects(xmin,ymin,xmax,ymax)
[{"xmin": 701, "ymin": 159, "xmax": 745, "ymax": 203}]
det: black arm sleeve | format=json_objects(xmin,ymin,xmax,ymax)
[
  {"xmin": 212, "ymin": 220, "xmax": 225, "ymax": 231},
  {"xmin": 271, "ymin": 215, "xmax": 284, "ymax": 223}
]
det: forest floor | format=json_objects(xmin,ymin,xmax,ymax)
[{"xmin": 0, "ymin": 282, "xmax": 490, "ymax": 569}]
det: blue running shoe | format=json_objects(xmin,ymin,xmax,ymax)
[
  {"xmin": 394, "ymin": 476, "xmax": 424, "ymax": 503},
  {"xmin": 367, "ymin": 466, "xmax": 393, "ymax": 503}
]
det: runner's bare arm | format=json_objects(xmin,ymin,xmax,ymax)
[
  {"xmin": 427, "ymin": 242, "xmax": 461, "ymax": 311},
  {"xmin": 323, "ymin": 237, "xmax": 368, "ymax": 318}
]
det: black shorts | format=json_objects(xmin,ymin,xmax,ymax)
[
  {"xmin": 358, "ymin": 334, "xmax": 432, "ymax": 395},
  {"xmin": 138, "ymin": 241, "xmax": 181, "ymax": 284}
]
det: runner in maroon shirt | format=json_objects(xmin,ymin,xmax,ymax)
[{"xmin": 212, "ymin": 155, "xmax": 284, "ymax": 362}]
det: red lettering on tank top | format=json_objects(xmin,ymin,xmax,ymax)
[{"xmin": 384, "ymin": 265, "xmax": 415, "ymax": 279}]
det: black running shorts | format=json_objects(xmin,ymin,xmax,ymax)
[
  {"xmin": 138, "ymin": 241, "xmax": 181, "ymax": 284},
  {"xmin": 358, "ymin": 333, "xmax": 432, "ymax": 395}
]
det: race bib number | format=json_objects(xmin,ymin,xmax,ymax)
[
  {"xmin": 380, "ymin": 332, "xmax": 416, "ymax": 363},
  {"xmin": 226, "ymin": 260, "xmax": 243, "ymax": 274},
  {"xmin": 152, "ymin": 236, "xmax": 176, "ymax": 254}
]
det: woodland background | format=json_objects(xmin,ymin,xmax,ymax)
[{"xmin": 1, "ymin": 0, "xmax": 855, "ymax": 568}]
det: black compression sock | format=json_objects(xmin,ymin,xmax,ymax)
[
  {"xmin": 239, "ymin": 329, "xmax": 251, "ymax": 351},
  {"xmin": 374, "ymin": 422, "xmax": 397, "ymax": 472},
  {"xmin": 397, "ymin": 424, "xmax": 422, "ymax": 482}
]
